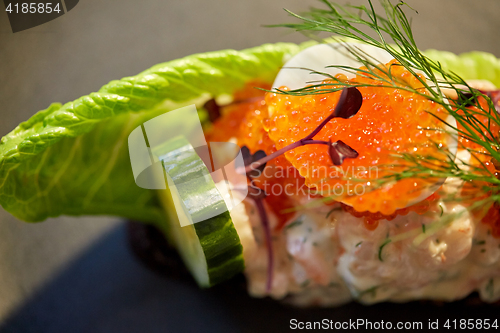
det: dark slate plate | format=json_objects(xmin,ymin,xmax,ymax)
[{"xmin": 0, "ymin": 222, "xmax": 498, "ymax": 333}]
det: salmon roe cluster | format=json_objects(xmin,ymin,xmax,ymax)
[
  {"xmin": 341, "ymin": 192, "xmax": 441, "ymax": 230},
  {"xmin": 265, "ymin": 60, "xmax": 451, "ymax": 215},
  {"xmin": 206, "ymin": 68, "xmax": 500, "ymax": 230},
  {"xmin": 205, "ymin": 83, "xmax": 302, "ymax": 228}
]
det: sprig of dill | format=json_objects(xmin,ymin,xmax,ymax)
[{"xmin": 270, "ymin": 0, "xmax": 500, "ymax": 214}]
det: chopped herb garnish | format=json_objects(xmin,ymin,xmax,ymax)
[
  {"xmin": 271, "ymin": 0, "xmax": 500, "ymax": 217},
  {"xmin": 237, "ymin": 87, "xmax": 362, "ymax": 175},
  {"xmin": 326, "ymin": 207, "xmax": 342, "ymax": 218},
  {"xmin": 486, "ymin": 279, "xmax": 495, "ymax": 299},
  {"xmin": 378, "ymin": 239, "xmax": 392, "ymax": 262},
  {"xmin": 422, "ymin": 224, "xmax": 426, "ymax": 233},
  {"xmin": 355, "ymin": 241, "xmax": 363, "ymax": 247},
  {"xmin": 358, "ymin": 285, "xmax": 379, "ymax": 299},
  {"xmin": 285, "ymin": 219, "xmax": 303, "ymax": 229},
  {"xmin": 474, "ymin": 239, "xmax": 486, "ymax": 245}
]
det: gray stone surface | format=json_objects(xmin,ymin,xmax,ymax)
[{"xmin": 0, "ymin": 0, "xmax": 499, "ymax": 325}]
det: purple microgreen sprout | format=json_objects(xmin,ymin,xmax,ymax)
[
  {"xmin": 253, "ymin": 188, "xmax": 274, "ymax": 292},
  {"xmin": 235, "ymin": 87, "xmax": 362, "ymax": 294},
  {"xmin": 237, "ymin": 87, "xmax": 363, "ymax": 176},
  {"xmin": 241, "ymin": 146, "xmax": 268, "ymax": 179},
  {"xmin": 240, "ymin": 146, "xmax": 273, "ymax": 291},
  {"xmin": 203, "ymin": 98, "xmax": 221, "ymax": 123},
  {"xmin": 303, "ymin": 86, "xmax": 363, "ymax": 140},
  {"xmin": 329, "ymin": 139, "xmax": 360, "ymax": 165}
]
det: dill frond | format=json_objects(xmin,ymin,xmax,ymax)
[{"xmin": 269, "ymin": 0, "xmax": 500, "ymax": 212}]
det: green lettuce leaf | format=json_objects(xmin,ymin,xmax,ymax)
[
  {"xmin": 423, "ymin": 49, "xmax": 500, "ymax": 87},
  {"xmin": 0, "ymin": 43, "xmax": 301, "ymax": 223}
]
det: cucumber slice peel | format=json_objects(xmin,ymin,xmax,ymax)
[{"xmin": 155, "ymin": 136, "xmax": 244, "ymax": 287}]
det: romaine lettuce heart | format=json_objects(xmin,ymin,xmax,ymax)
[{"xmin": 0, "ymin": 43, "xmax": 302, "ymax": 223}]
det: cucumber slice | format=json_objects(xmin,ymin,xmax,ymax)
[{"xmin": 154, "ymin": 136, "xmax": 244, "ymax": 287}]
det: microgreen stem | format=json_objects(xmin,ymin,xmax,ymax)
[
  {"xmin": 239, "ymin": 87, "xmax": 360, "ymax": 175},
  {"xmin": 241, "ymin": 139, "xmax": 329, "ymax": 174},
  {"xmin": 253, "ymin": 187, "xmax": 274, "ymax": 293},
  {"xmin": 266, "ymin": 0, "xmax": 500, "ymax": 212},
  {"xmin": 303, "ymin": 86, "xmax": 350, "ymax": 140}
]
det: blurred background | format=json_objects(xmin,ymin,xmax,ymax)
[{"xmin": 1, "ymin": 0, "xmax": 499, "ymax": 332}]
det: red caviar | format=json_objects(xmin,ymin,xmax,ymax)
[
  {"xmin": 341, "ymin": 192, "xmax": 441, "ymax": 230},
  {"xmin": 206, "ymin": 81, "xmax": 273, "ymax": 142},
  {"xmin": 206, "ymin": 66, "xmax": 500, "ymax": 228},
  {"xmin": 206, "ymin": 83, "xmax": 303, "ymax": 228},
  {"xmin": 265, "ymin": 60, "xmax": 451, "ymax": 215}
]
